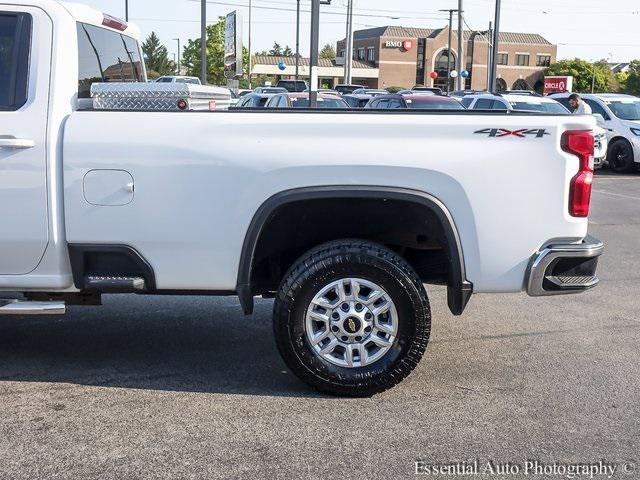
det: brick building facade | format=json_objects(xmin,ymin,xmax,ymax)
[{"xmin": 336, "ymin": 26, "xmax": 557, "ymax": 91}]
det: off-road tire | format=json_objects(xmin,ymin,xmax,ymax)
[{"xmin": 273, "ymin": 239, "xmax": 431, "ymax": 397}]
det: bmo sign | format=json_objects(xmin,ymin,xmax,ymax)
[
  {"xmin": 544, "ymin": 76, "xmax": 573, "ymax": 95},
  {"xmin": 384, "ymin": 39, "xmax": 414, "ymax": 51}
]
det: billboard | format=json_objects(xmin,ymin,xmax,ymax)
[
  {"xmin": 544, "ymin": 76, "xmax": 573, "ymax": 95},
  {"xmin": 224, "ymin": 10, "xmax": 243, "ymax": 79}
]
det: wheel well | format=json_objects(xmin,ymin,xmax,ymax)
[
  {"xmin": 609, "ymin": 136, "xmax": 631, "ymax": 148},
  {"xmin": 237, "ymin": 188, "xmax": 472, "ymax": 316}
]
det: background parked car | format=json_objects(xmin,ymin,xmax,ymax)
[
  {"xmin": 412, "ymin": 86, "xmax": 444, "ymax": 95},
  {"xmin": 253, "ymin": 87, "xmax": 288, "ymax": 94},
  {"xmin": 398, "ymin": 89, "xmax": 436, "ymax": 96},
  {"xmin": 365, "ymin": 94, "xmax": 465, "ymax": 110},
  {"xmin": 265, "ymin": 93, "xmax": 349, "ymax": 109},
  {"xmin": 233, "ymin": 93, "xmax": 274, "ymax": 108},
  {"xmin": 304, "ymin": 88, "xmax": 341, "ymax": 95},
  {"xmin": 155, "ymin": 76, "xmax": 201, "ymax": 85},
  {"xmin": 463, "ymin": 93, "xmax": 569, "ymax": 113},
  {"xmin": 550, "ymin": 92, "xmax": 640, "ymax": 173},
  {"xmin": 449, "ymin": 89, "xmax": 486, "ymax": 98},
  {"xmin": 334, "ymin": 84, "xmax": 365, "ymax": 95},
  {"xmin": 342, "ymin": 94, "xmax": 376, "ymax": 108},
  {"xmin": 276, "ymin": 80, "xmax": 308, "ymax": 92},
  {"xmin": 351, "ymin": 88, "xmax": 389, "ymax": 96}
]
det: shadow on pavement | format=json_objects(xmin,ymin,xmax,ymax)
[
  {"xmin": 594, "ymin": 168, "xmax": 638, "ymax": 178},
  {"xmin": 0, "ymin": 295, "xmax": 322, "ymax": 398}
]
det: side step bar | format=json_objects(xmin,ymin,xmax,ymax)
[
  {"xmin": 84, "ymin": 276, "xmax": 145, "ymax": 292},
  {"xmin": 0, "ymin": 300, "xmax": 66, "ymax": 315}
]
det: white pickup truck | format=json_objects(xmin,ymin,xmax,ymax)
[{"xmin": 0, "ymin": 1, "xmax": 603, "ymax": 396}]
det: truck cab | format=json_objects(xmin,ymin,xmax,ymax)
[{"xmin": 0, "ymin": 1, "xmax": 144, "ymax": 291}]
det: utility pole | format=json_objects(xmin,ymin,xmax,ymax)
[
  {"xmin": 439, "ymin": 9, "xmax": 457, "ymax": 93},
  {"xmin": 125, "ymin": 0, "xmax": 128, "ymax": 21},
  {"xmin": 200, "ymin": 0, "xmax": 207, "ymax": 84},
  {"xmin": 295, "ymin": 0, "xmax": 301, "ymax": 80},
  {"xmin": 486, "ymin": 21, "xmax": 492, "ymax": 90},
  {"xmin": 488, "ymin": 0, "xmax": 501, "ymax": 92},
  {"xmin": 173, "ymin": 38, "xmax": 181, "ymax": 75},
  {"xmin": 248, "ymin": 0, "xmax": 252, "ymax": 89},
  {"xmin": 343, "ymin": 0, "xmax": 354, "ymax": 84},
  {"xmin": 457, "ymin": 0, "xmax": 464, "ymax": 90},
  {"xmin": 309, "ymin": 0, "xmax": 320, "ymax": 107}
]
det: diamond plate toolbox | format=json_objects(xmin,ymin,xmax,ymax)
[{"xmin": 90, "ymin": 83, "xmax": 231, "ymax": 111}]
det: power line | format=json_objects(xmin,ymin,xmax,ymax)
[{"xmin": 186, "ymin": 0, "xmax": 450, "ymax": 21}]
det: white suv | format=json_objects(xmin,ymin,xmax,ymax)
[
  {"xmin": 550, "ymin": 93, "xmax": 640, "ymax": 173},
  {"xmin": 464, "ymin": 93, "xmax": 608, "ymax": 167}
]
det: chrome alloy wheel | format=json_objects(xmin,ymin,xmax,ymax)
[{"xmin": 305, "ymin": 278, "xmax": 398, "ymax": 368}]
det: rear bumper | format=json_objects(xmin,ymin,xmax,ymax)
[{"xmin": 526, "ymin": 235, "xmax": 604, "ymax": 296}]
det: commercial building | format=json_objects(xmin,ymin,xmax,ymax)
[
  {"xmin": 335, "ymin": 26, "xmax": 557, "ymax": 91},
  {"xmin": 251, "ymin": 55, "xmax": 378, "ymax": 87}
]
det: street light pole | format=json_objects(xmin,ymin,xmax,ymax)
[
  {"xmin": 486, "ymin": 21, "xmax": 492, "ymax": 90},
  {"xmin": 439, "ymin": 9, "xmax": 457, "ymax": 93},
  {"xmin": 457, "ymin": 0, "xmax": 464, "ymax": 90},
  {"xmin": 489, "ymin": 0, "xmax": 501, "ymax": 92},
  {"xmin": 125, "ymin": 0, "xmax": 128, "ymax": 21},
  {"xmin": 200, "ymin": 0, "xmax": 207, "ymax": 84},
  {"xmin": 343, "ymin": 0, "xmax": 354, "ymax": 84},
  {"xmin": 309, "ymin": 0, "xmax": 320, "ymax": 107},
  {"xmin": 173, "ymin": 38, "xmax": 181, "ymax": 75},
  {"xmin": 248, "ymin": 0, "xmax": 252, "ymax": 89},
  {"xmin": 295, "ymin": 0, "xmax": 300, "ymax": 80}
]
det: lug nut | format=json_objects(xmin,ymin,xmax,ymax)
[
  {"xmin": 355, "ymin": 336, "xmax": 362, "ymax": 342},
  {"xmin": 341, "ymin": 303, "xmax": 350, "ymax": 312},
  {"xmin": 332, "ymin": 326, "xmax": 339, "ymax": 332},
  {"xmin": 365, "ymin": 313, "xmax": 372, "ymax": 320},
  {"xmin": 341, "ymin": 336, "xmax": 348, "ymax": 342},
  {"xmin": 355, "ymin": 303, "xmax": 363, "ymax": 311},
  {"xmin": 332, "ymin": 312, "xmax": 340, "ymax": 319},
  {"xmin": 364, "ymin": 326, "xmax": 372, "ymax": 333}
]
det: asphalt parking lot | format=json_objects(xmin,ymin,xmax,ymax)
[{"xmin": 0, "ymin": 172, "xmax": 639, "ymax": 480}]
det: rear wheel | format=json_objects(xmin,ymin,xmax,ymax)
[
  {"xmin": 608, "ymin": 139, "xmax": 636, "ymax": 173},
  {"xmin": 273, "ymin": 240, "xmax": 431, "ymax": 397}
]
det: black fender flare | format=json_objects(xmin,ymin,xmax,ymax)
[{"xmin": 236, "ymin": 186, "xmax": 473, "ymax": 315}]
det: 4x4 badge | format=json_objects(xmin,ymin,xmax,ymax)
[{"xmin": 474, "ymin": 128, "xmax": 550, "ymax": 138}]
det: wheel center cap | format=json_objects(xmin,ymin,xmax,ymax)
[{"xmin": 343, "ymin": 317, "xmax": 361, "ymax": 334}]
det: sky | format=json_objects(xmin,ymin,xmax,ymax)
[{"xmin": 81, "ymin": 0, "xmax": 640, "ymax": 64}]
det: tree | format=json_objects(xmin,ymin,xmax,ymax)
[
  {"xmin": 269, "ymin": 42, "xmax": 283, "ymax": 56},
  {"xmin": 544, "ymin": 58, "xmax": 614, "ymax": 93},
  {"xmin": 182, "ymin": 18, "xmax": 251, "ymax": 85},
  {"xmin": 182, "ymin": 18, "xmax": 226, "ymax": 85},
  {"xmin": 142, "ymin": 32, "xmax": 175, "ymax": 76},
  {"xmin": 621, "ymin": 60, "xmax": 640, "ymax": 95},
  {"xmin": 320, "ymin": 43, "xmax": 336, "ymax": 60},
  {"xmin": 283, "ymin": 46, "xmax": 293, "ymax": 57}
]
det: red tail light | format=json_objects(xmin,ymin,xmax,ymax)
[{"xmin": 562, "ymin": 130, "xmax": 594, "ymax": 217}]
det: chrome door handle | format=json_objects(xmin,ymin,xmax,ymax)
[{"xmin": 0, "ymin": 138, "xmax": 35, "ymax": 149}]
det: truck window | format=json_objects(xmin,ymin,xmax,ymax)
[
  {"xmin": 77, "ymin": 23, "xmax": 144, "ymax": 99},
  {"xmin": 0, "ymin": 13, "xmax": 31, "ymax": 111}
]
